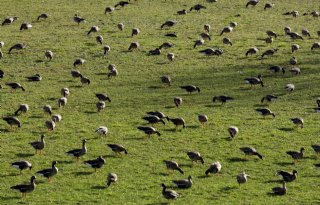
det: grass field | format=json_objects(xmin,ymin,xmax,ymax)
[{"xmin": 1, "ymin": 0, "xmax": 320, "ymax": 204}]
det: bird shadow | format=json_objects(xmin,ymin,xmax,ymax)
[
  {"xmin": 274, "ymin": 162, "xmax": 294, "ymax": 166},
  {"xmin": 84, "ymin": 111, "xmax": 97, "ymax": 114},
  {"xmin": 57, "ymin": 80, "xmax": 73, "ymax": 83},
  {"xmin": 69, "ymin": 85, "xmax": 82, "ymax": 88},
  {"xmin": 158, "ymin": 172, "xmax": 170, "ymax": 176},
  {"xmin": 163, "ymin": 128, "xmax": 178, "ymax": 132},
  {"xmin": 227, "ymin": 157, "xmax": 247, "ymax": 162},
  {"xmin": 29, "ymin": 115, "xmax": 43, "ymax": 119},
  {"xmin": 146, "ymin": 202, "xmax": 169, "ymax": 205},
  {"xmin": 15, "ymin": 153, "xmax": 33, "ymax": 158},
  {"xmin": 204, "ymin": 104, "xmax": 220, "ymax": 108},
  {"xmin": 155, "ymin": 62, "xmax": 167, "ymax": 65},
  {"xmin": 91, "ymin": 185, "xmax": 106, "ymax": 190},
  {"xmin": 74, "ymin": 171, "xmax": 92, "ymax": 176},
  {"xmin": 95, "ymin": 72, "xmax": 106, "ymax": 76},
  {"xmin": 198, "ymin": 175, "xmax": 209, "ymax": 179},
  {"xmin": 59, "ymin": 160, "xmax": 74, "ymax": 164},
  {"xmin": 34, "ymin": 59, "xmax": 44, "ymax": 63},
  {"xmin": 264, "ymin": 179, "xmax": 282, "ymax": 183},
  {"xmin": 47, "ymin": 97, "xmax": 56, "ymax": 101},
  {"xmin": 148, "ymin": 86, "xmax": 162, "ymax": 89},
  {"xmin": 179, "ymin": 163, "xmax": 193, "ymax": 168},
  {"xmin": 0, "ymin": 173, "xmax": 18, "ymax": 177},
  {"xmin": 254, "ymin": 104, "xmax": 268, "ymax": 107},
  {"xmin": 123, "ymin": 137, "xmax": 144, "ymax": 141},
  {"xmin": 219, "ymin": 186, "xmax": 237, "ymax": 194},
  {"xmin": 102, "ymin": 154, "xmax": 116, "ymax": 158},
  {"xmin": 164, "ymin": 106, "xmax": 176, "ymax": 109},
  {"xmin": 0, "ymin": 196, "xmax": 21, "ymax": 201},
  {"xmin": 278, "ymin": 127, "xmax": 294, "ymax": 132},
  {"xmin": 0, "ymin": 128, "xmax": 9, "ymax": 133},
  {"xmin": 186, "ymin": 125, "xmax": 199, "ymax": 129}
]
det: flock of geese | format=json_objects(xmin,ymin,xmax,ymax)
[{"xmin": 1, "ymin": 0, "xmax": 320, "ymax": 202}]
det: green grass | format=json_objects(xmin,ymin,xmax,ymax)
[{"xmin": 1, "ymin": 0, "xmax": 320, "ymax": 204}]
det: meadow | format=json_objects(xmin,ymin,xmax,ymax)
[{"xmin": 1, "ymin": 0, "xmax": 320, "ymax": 204}]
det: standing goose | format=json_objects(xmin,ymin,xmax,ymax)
[
  {"xmin": 96, "ymin": 101, "xmax": 106, "ymax": 112},
  {"xmin": 204, "ymin": 24, "xmax": 211, "ymax": 33},
  {"xmin": 30, "ymin": 135, "xmax": 45, "ymax": 154},
  {"xmin": 20, "ymin": 23, "xmax": 32, "ymax": 31},
  {"xmin": 301, "ymin": 29, "xmax": 311, "ymax": 38},
  {"xmin": 213, "ymin": 95, "xmax": 234, "ymax": 105},
  {"xmin": 290, "ymin": 67, "xmax": 300, "ymax": 75},
  {"xmin": 194, "ymin": 39, "xmax": 205, "ymax": 48},
  {"xmin": 103, "ymin": 45, "xmax": 111, "ymax": 55},
  {"xmin": 265, "ymin": 36, "xmax": 273, "ymax": 45},
  {"xmin": 11, "ymin": 161, "xmax": 32, "ymax": 175},
  {"xmin": 261, "ymin": 94, "xmax": 277, "ymax": 104},
  {"xmin": 95, "ymin": 126, "xmax": 108, "ymax": 136},
  {"xmin": 189, "ymin": 4, "xmax": 206, "ymax": 12},
  {"xmin": 128, "ymin": 42, "xmax": 140, "ymax": 51},
  {"xmin": 74, "ymin": 14, "xmax": 86, "ymax": 24},
  {"xmin": 223, "ymin": 37, "xmax": 232, "ymax": 46},
  {"xmin": 11, "ymin": 176, "xmax": 36, "ymax": 198},
  {"xmin": 66, "ymin": 139, "xmax": 87, "ymax": 161},
  {"xmin": 58, "ymin": 97, "xmax": 67, "ymax": 108},
  {"xmin": 272, "ymin": 181, "xmax": 287, "ymax": 195},
  {"xmin": 104, "ymin": 6, "xmax": 115, "ymax": 14},
  {"xmin": 246, "ymin": 0, "xmax": 259, "ymax": 8},
  {"xmin": 2, "ymin": 16, "xmax": 18, "ymax": 25},
  {"xmin": 161, "ymin": 183, "xmax": 179, "ymax": 200},
  {"xmin": 168, "ymin": 117, "xmax": 186, "ymax": 129},
  {"xmin": 291, "ymin": 44, "xmax": 300, "ymax": 53},
  {"xmin": 26, "ymin": 74, "xmax": 42, "ymax": 81},
  {"xmin": 289, "ymin": 56, "xmax": 297, "ymax": 65},
  {"xmin": 45, "ymin": 50, "xmax": 53, "ymax": 61},
  {"xmin": 205, "ymin": 162, "xmax": 222, "ymax": 176},
  {"xmin": 290, "ymin": 118, "xmax": 304, "ymax": 128},
  {"xmin": 137, "ymin": 126, "xmax": 160, "ymax": 136},
  {"xmin": 285, "ymin": 84, "xmax": 295, "ymax": 93},
  {"xmin": 164, "ymin": 160, "xmax": 184, "ymax": 174},
  {"xmin": 43, "ymin": 105, "xmax": 52, "ymax": 115},
  {"xmin": 237, "ymin": 171, "xmax": 250, "ymax": 185},
  {"xmin": 228, "ymin": 126, "xmax": 239, "ymax": 139},
  {"xmin": 131, "ymin": 28, "xmax": 140, "ymax": 36},
  {"xmin": 96, "ymin": 35, "xmax": 103, "ymax": 44},
  {"xmin": 87, "ymin": 26, "xmax": 99, "ymax": 35},
  {"xmin": 107, "ymin": 144, "xmax": 128, "ymax": 155},
  {"xmin": 117, "ymin": 23, "xmax": 124, "ymax": 31},
  {"xmin": 200, "ymin": 32, "xmax": 211, "ymax": 41},
  {"xmin": 255, "ymin": 108, "xmax": 275, "ymax": 118},
  {"xmin": 36, "ymin": 161, "xmax": 58, "ymax": 181},
  {"xmin": 45, "ymin": 120, "xmax": 56, "ymax": 131},
  {"xmin": 172, "ymin": 176, "xmax": 192, "ymax": 188},
  {"xmin": 264, "ymin": 2, "xmax": 274, "ymax": 10},
  {"xmin": 161, "ymin": 20, "xmax": 177, "ymax": 29},
  {"xmin": 245, "ymin": 47, "xmax": 259, "ymax": 56},
  {"xmin": 52, "ymin": 114, "xmax": 62, "ymax": 123},
  {"xmin": 240, "ymin": 147, "xmax": 263, "ymax": 159},
  {"xmin": 5, "ymin": 82, "xmax": 25, "ymax": 91},
  {"xmin": 174, "ymin": 97, "xmax": 182, "ymax": 107},
  {"xmin": 73, "ymin": 58, "xmax": 85, "ymax": 67},
  {"xmin": 3, "ymin": 116, "xmax": 21, "ymax": 128},
  {"xmin": 220, "ymin": 26, "xmax": 233, "ymax": 36},
  {"xmin": 146, "ymin": 111, "xmax": 169, "ymax": 121},
  {"xmin": 187, "ymin": 151, "xmax": 204, "ymax": 164},
  {"xmin": 261, "ymin": 48, "xmax": 278, "ymax": 58},
  {"xmin": 160, "ymin": 75, "xmax": 171, "ymax": 86},
  {"xmin": 84, "ymin": 156, "xmax": 105, "ymax": 172},
  {"xmin": 37, "ymin": 13, "xmax": 49, "ymax": 21},
  {"xmin": 180, "ymin": 85, "xmax": 200, "ymax": 93},
  {"xmin": 8, "ymin": 43, "xmax": 26, "ymax": 54},
  {"xmin": 106, "ymin": 173, "xmax": 118, "ymax": 187},
  {"xmin": 266, "ymin": 30, "xmax": 277, "ymax": 38},
  {"xmin": 277, "ymin": 170, "xmax": 297, "ymax": 182},
  {"xmin": 95, "ymin": 93, "xmax": 111, "ymax": 102},
  {"xmin": 108, "ymin": 68, "xmax": 118, "ymax": 79},
  {"xmin": 286, "ymin": 147, "xmax": 305, "ymax": 162},
  {"xmin": 311, "ymin": 42, "xmax": 320, "ymax": 50},
  {"xmin": 61, "ymin": 88, "xmax": 70, "ymax": 97},
  {"xmin": 167, "ymin": 52, "xmax": 174, "ymax": 62},
  {"xmin": 268, "ymin": 65, "xmax": 285, "ymax": 74},
  {"xmin": 198, "ymin": 114, "xmax": 208, "ymax": 126},
  {"xmin": 14, "ymin": 104, "xmax": 29, "ymax": 115},
  {"xmin": 142, "ymin": 115, "xmax": 165, "ymax": 125},
  {"xmin": 244, "ymin": 75, "xmax": 264, "ymax": 87}
]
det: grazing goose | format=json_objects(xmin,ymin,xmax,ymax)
[
  {"xmin": 104, "ymin": 6, "xmax": 115, "ymax": 14},
  {"xmin": 246, "ymin": 0, "xmax": 259, "ymax": 8},
  {"xmin": 277, "ymin": 170, "xmax": 297, "ymax": 182},
  {"xmin": 200, "ymin": 32, "xmax": 211, "ymax": 41},
  {"xmin": 14, "ymin": 104, "xmax": 29, "ymax": 115},
  {"xmin": 66, "ymin": 139, "xmax": 87, "ymax": 161},
  {"xmin": 84, "ymin": 156, "xmax": 105, "ymax": 172},
  {"xmin": 0, "ymin": 69, "xmax": 4, "ymax": 78},
  {"xmin": 160, "ymin": 75, "xmax": 171, "ymax": 86},
  {"xmin": 220, "ymin": 26, "xmax": 233, "ymax": 36},
  {"xmin": 146, "ymin": 111, "xmax": 169, "ymax": 121},
  {"xmin": 2, "ymin": 16, "xmax": 18, "ymax": 25},
  {"xmin": 223, "ymin": 37, "xmax": 232, "ymax": 46},
  {"xmin": 268, "ymin": 65, "xmax": 285, "ymax": 74},
  {"xmin": 165, "ymin": 32, "xmax": 178, "ymax": 38},
  {"xmin": 8, "ymin": 43, "xmax": 26, "ymax": 54},
  {"xmin": 311, "ymin": 42, "xmax": 320, "ymax": 50},
  {"xmin": 20, "ymin": 23, "xmax": 32, "ymax": 31},
  {"xmin": 74, "ymin": 14, "xmax": 85, "ymax": 24},
  {"xmin": 283, "ymin": 11, "xmax": 299, "ymax": 17},
  {"xmin": 26, "ymin": 74, "xmax": 42, "ymax": 81},
  {"xmin": 143, "ymin": 115, "xmax": 165, "ymax": 125},
  {"xmin": 190, "ymin": 4, "xmax": 206, "ymax": 12},
  {"xmin": 285, "ymin": 84, "xmax": 295, "ymax": 92},
  {"xmin": 291, "ymin": 44, "xmax": 300, "ymax": 53},
  {"xmin": 80, "ymin": 74, "xmax": 90, "ymax": 85},
  {"xmin": 266, "ymin": 30, "xmax": 277, "ymax": 38},
  {"xmin": 95, "ymin": 126, "xmax": 108, "ymax": 136},
  {"xmin": 73, "ymin": 58, "xmax": 85, "ymax": 67},
  {"xmin": 245, "ymin": 75, "xmax": 263, "ymax": 87},
  {"xmin": 261, "ymin": 48, "xmax": 278, "ymax": 58},
  {"xmin": 61, "ymin": 88, "xmax": 69, "ymax": 97},
  {"xmin": 286, "ymin": 147, "xmax": 304, "ymax": 162},
  {"xmin": 45, "ymin": 120, "xmax": 56, "ymax": 131},
  {"xmin": 194, "ymin": 39, "xmax": 205, "ymax": 48},
  {"xmin": 245, "ymin": 47, "xmax": 259, "ymax": 56},
  {"xmin": 301, "ymin": 29, "xmax": 311, "ymax": 38},
  {"xmin": 107, "ymin": 68, "xmax": 118, "ymax": 79},
  {"xmin": 96, "ymin": 101, "xmax": 106, "ymax": 112},
  {"xmin": 168, "ymin": 117, "xmax": 186, "ymax": 129},
  {"xmin": 137, "ymin": 126, "xmax": 160, "ymax": 136},
  {"xmin": 161, "ymin": 20, "xmax": 177, "ymax": 29},
  {"xmin": 237, "ymin": 171, "xmax": 250, "ymax": 185},
  {"xmin": 107, "ymin": 144, "xmax": 128, "ymax": 155},
  {"xmin": 261, "ymin": 95, "xmax": 277, "ymax": 104},
  {"xmin": 290, "ymin": 67, "xmax": 300, "ymax": 75},
  {"xmin": 159, "ymin": 42, "xmax": 173, "ymax": 49},
  {"xmin": 205, "ymin": 162, "xmax": 222, "ymax": 176},
  {"xmin": 198, "ymin": 114, "xmax": 208, "ymax": 126},
  {"xmin": 228, "ymin": 126, "xmax": 239, "ymax": 139},
  {"xmin": 103, "ymin": 45, "xmax": 111, "ymax": 55},
  {"xmin": 213, "ymin": 95, "xmax": 234, "ymax": 105},
  {"xmin": 177, "ymin": 9, "xmax": 187, "ymax": 15},
  {"xmin": 290, "ymin": 118, "xmax": 304, "ymax": 128},
  {"xmin": 311, "ymin": 144, "xmax": 320, "ymax": 154},
  {"xmin": 255, "ymin": 108, "xmax": 275, "ymax": 118},
  {"xmin": 264, "ymin": 2, "xmax": 274, "ymax": 10},
  {"xmin": 167, "ymin": 52, "xmax": 174, "ymax": 61},
  {"xmin": 229, "ymin": 22, "xmax": 238, "ymax": 28},
  {"xmin": 71, "ymin": 70, "xmax": 81, "ymax": 79},
  {"xmin": 11, "ymin": 176, "xmax": 36, "ymax": 198},
  {"xmin": 37, "ymin": 13, "xmax": 49, "ymax": 21},
  {"xmin": 3, "ymin": 116, "xmax": 21, "ymax": 128},
  {"xmin": 52, "ymin": 114, "xmax": 62, "ymax": 123},
  {"xmin": 58, "ymin": 97, "xmax": 67, "ymax": 108},
  {"xmin": 287, "ymin": 32, "xmax": 303, "ymax": 40},
  {"xmin": 131, "ymin": 28, "xmax": 140, "ymax": 36},
  {"xmin": 204, "ymin": 24, "xmax": 211, "ymax": 33},
  {"xmin": 128, "ymin": 42, "xmax": 140, "ymax": 51},
  {"xmin": 11, "ymin": 161, "xmax": 32, "ymax": 175},
  {"xmin": 180, "ymin": 85, "xmax": 200, "ymax": 93},
  {"xmin": 115, "ymin": 1, "xmax": 130, "ymax": 8},
  {"xmin": 161, "ymin": 184, "xmax": 179, "ymax": 200},
  {"xmin": 45, "ymin": 50, "xmax": 53, "ymax": 61},
  {"xmin": 265, "ymin": 36, "xmax": 273, "ymax": 45},
  {"xmin": 187, "ymin": 151, "xmax": 204, "ymax": 164},
  {"xmin": 96, "ymin": 35, "xmax": 103, "ymax": 44},
  {"xmin": 272, "ymin": 181, "xmax": 287, "ymax": 195},
  {"xmin": 311, "ymin": 11, "xmax": 320, "ymax": 17},
  {"xmin": 95, "ymin": 93, "xmax": 111, "ymax": 102},
  {"xmin": 117, "ymin": 23, "xmax": 124, "ymax": 31},
  {"xmin": 174, "ymin": 97, "xmax": 182, "ymax": 107},
  {"xmin": 106, "ymin": 173, "xmax": 118, "ymax": 187},
  {"xmin": 289, "ymin": 56, "xmax": 297, "ymax": 65},
  {"xmin": 164, "ymin": 160, "xmax": 184, "ymax": 174},
  {"xmin": 36, "ymin": 161, "xmax": 58, "ymax": 181},
  {"xmin": 43, "ymin": 105, "xmax": 52, "ymax": 115},
  {"xmin": 30, "ymin": 135, "xmax": 45, "ymax": 154},
  {"xmin": 240, "ymin": 147, "xmax": 263, "ymax": 159},
  {"xmin": 6, "ymin": 82, "xmax": 25, "ymax": 91},
  {"xmin": 149, "ymin": 48, "xmax": 161, "ymax": 55},
  {"xmin": 172, "ymin": 176, "xmax": 193, "ymax": 188},
  {"xmin": 87, "ymin": 26, "xmax": 99, "ymax": 35}
]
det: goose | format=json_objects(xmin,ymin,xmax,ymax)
[
  {"xmin": 285, "ymin": 84, "xmax": 295, "ymax": 92},
  {"xmin": 58, "ymin": 97, "xmax": 67, "ymax": 109},
  {"xmin": 95, "ymin": 126, "xmax": 108, "ymax": 136},
  {"xmin": 160, "ymin": 75, "xmax": 171, "ymax": 86},
  {"xmin": 213, "ymin": 95, "xmax": 234, "ymax": 105},
  {"xmin": 228, "ymin": 126, "xmax": 239, "ymax": 139},
  {"xmin": 264, "ymin": 2, "xmax": 274, "ymax": 10},
  {"xmin": 71, "ymin": 70, "xmax": 81, "ymax": 79},
  {"xmin": 167, "ymin": 52, "xmax": 174, "ymax": 61},
  {"xmin": 317, "ymin": 98, "xmax": 320, "ymax": 107},
  {"xmin": 96, "ymin": 101, "xmax": 106, "ymax": 112},
  {"xmin": 177, "ymin": 9, "xmax": 187, "ymax": 15},
  {"xmin": 290, "ymin": 118, "xmax": 304, "ymax": 128},
  {"xmin": 3, "ymin": 116, "xmax": 21, "ymax": 128},
  {"xmin": 104, "ymin": 6, "xmax": 115, "ymax": 14},
  {"xmin": 43, "ymin": 105, "xmax": 52, "ymax": 115},
  {"xmin": 240, "ymin": 147, "xmax": 263, "ymax": 159},
  {"xmin": 261, "ymin": 48, "xmax": 278, "ymax": 58},
  {"xmin": 290, "ymin": 67, "xmax": 300, "ymax": 75},
  {"xmin": 311, "ymin": 42, "xmax": 320, "ymax": 50},
  {"xmin": 284, "ymin": 26, "xmax": 291, "ymax": 33},
  {"xmin": 187, "ymin": 151, "xmax": 204, "ymax": 164},
  {"xmin": 128, "ymin": 42, "xmax": 140, "ymax": 51},
  {"xmin": 60, "ymin": 88, "xmax": 69, "ymax": 98},
  {"xmin": 45, "ymin": 50, "xmax": 53, "ymax": 61},
  {"xmin": 0, "ymin": 69, "xmax": 4, "ymax": 78},
  {"xmin": 95, "ymin": 93, "xmax": 111, "ymax": 102},
  {"xmin": 277, "ymin": 170, "xmax": 297, "ymax": 182},
  {"xmin": 36, "ymin": 161, "xmax": 58, "ymax": 181},
  {"xmin": 286, "ymin": 147, "xmax": 304, "ymax": 162},
  {"xmin": 168, "ymin": 117, "xmax": 186, "ymax": 129},
  {"xmin": 131, "ymin": 28, "xmax": 140, "ymax": 36},
  {"xmin": 200, "ymin": 32, "xmax": 211, "ymax": 41},
  {"xmin": 237, "ymin": 171, "xmax": 250, "ymax": 185},
  {"xmin": 117, "ymin": 23, "xmax": 124, "ymax": 31},
  {"xmin": 37, "ymin": 13, "xmax": 49, "ymax": 21},
  {"xmin": 115, "ymin": 1, "xmax": 130, "ymax": 8},
  {"xmin": 6, "ymin": 83, "xmax": 26, "ymax": 92},
  {"xmin": 20, "ymin": 23, "xmax": 32, "ymax": 31},
  {"xmin": 30, "ymin": 135, "xmax": 45, "ymax": 154},
  {"xmin": 283, "ymin": 11, "xmax": 299, "ymax": 17},
  {"xmin": 96, "ymin": 35, "xmax": 103, "ymax": 44},
  {"xmin": 66, "ymin": 139, "xmax": 87, "ymax": 161},
  {"xmin": 311, "ymin": 144, "xmax": 320, "ymax": 154},
  {"xmin": 204, "ymin": 24, "xmax": 211, "ymax": 33},
  {"xmin": 174, "ymin": 97, "xmax": 182, "ymax": 107},
  {"xmin": 26, "ymin": 74, "xmax": 42, "ymax": 82},
  {"xmin": 137, "ymin": 126, "xmax": 160, "ymax": 136},
  {"xmin": 80, "ymin": 74, "xmax": 90, "ymax": 85},
  {"xmin": 0, "ymin": 49, "xmax": 3, "ymax": 59},
  {"xmin": 107, "ymin": 144, "xmax": 128, "ymax": 155},
  {"xmin": 261, "ymin": 95, "xmax": 277, "ymax": 104},
  {"xmin": 255, "ymin": 108, "xmax": 275, "ymax": 118},
  {"xmin": 172, "ymin": 176, "xmax": 192, "ymax": 188},
  {"xmin": 291, "ymin": 44, "xmax": 300, "ymax": 53},
  {"xmin": 229, "ymin": 22, "xmax": 238, "ymax": 28},
  {"xmin": 205, "ymin": 162, "xmax": 222, "ymax": 175},
  {"xmin": 8, "ymin": 43, "xmax": 26, "ymax": 54},
  {"xmin": 272, "ymin": 181, "xmax": 287, "ymax": 195},
  {"xmin": 165, "ymin": 32, "xmax": 178, "ymax": 38},
  {"xmin": 266, "ymin": 30, "xmax": 277, "ymax": 38},
  {"xmin": 143, "ymin": 115, "xmax": 165, "ymax": 125},
  {"xmin": 286, "ymin": 32, "xmax": 303, "ymax": 40},
  {"xmin": 0, "ymin": 41, "xmax": 4, "ymax": 48},
  {"xmin": 311, "ymin": 11, "xmax": 320, "ymax": 17},
  {"xmin": 159, "ymin": 42, "xmax": 173, "ymax": 49},
  {"xmin": 106, "ymin": 173, "xmax": 118, "ymax": 187},
  {"xmin": 146, "ymin": 111, "xmax": 169, "ymax": 121},
  {"xmin": 198, "ymin": 114, "xmax": 208, "ymax": 126},
  {"xmin": 107, "ymin": 68, "xmax": 118, "ymax": 79},
  {"xmin": 52, "ymin": 114, "xmax": 62, "ymax": 123},
  {"xmin": 190, "ymin": 4, "xmax": 206, "ymax": 12},
  {"xmin": 11, "ymin": 161, "xmax": 32, "ymax": 175},
  {"xmin": 220, "ymin": 26, "xmax": 233, "ymax": 36},
  {"xmin": 14, "ymin": 104, "xmax": 29, "ymax": 115},
  {"xmin": 2, "ymin": 16, "xmax": 18, "ymax": 25},
  {"xmin": 180, "ymin": 85, "xmax": 200, "ymax": 93},
  {"xmin": 246, "ymin": 0, "xmax": 259, "ymax": 8},
  {"xmin": 11, "ymin": 176, "xmax": 36, "ymax": 198},
  {"xmin": 289, "ymin": 56, "xmax": 297, "ymax": 65},
  {"xmin": 149, "ymin": 48, "xmax": 161, "ymax": 55},
  {"xmin": 164, "ymin": 160, "xmax": 184, "ymax": 174},
  {"xmin": 108, "ymin": 64, "xmax": 116, "ymax": 71},
  {"xmin": 84, "ymin": 156, "xmax": 105, "ymax": 172},
  {"xmin": 245, "ymin": 75, "xmax": 263, "ymax": 87},
  {"xmin": 161, "ymin": 20, "xmax": 176, "ymax": 29},
  {"xmin": 73, "ymin": 58, "xmax": 85, "ymax": 67},
  {"xmin": 87, "ymin": 26, "xmax": 99, "ymax": 35},
  {"xmin": 318, "ymin": 31, "xmax": 320, "ymax": 37},
  {"xmin": 265, "ymin": 36, "xmax": 273, "ymax": 45},
  {"xmin": 245, "ymin": 47, "xmax": 259, "ymax": 56},
  {"xmin": 74, "ymin": 14, "xmax": 85, "ymax": 24},
  {"xmin": 161, "ymin": 184, "xmax": 179, "ymax": 200},
  {"xmin": 194, "ymin": 39, "xmax": 205, "ymax": 48},
  {"xmin": 103, "ymin": 45, "xmax": 111, "ymax": 55},
  {"xmin": 45, "ymin": 120, "xmax": 56, "ymax": 131},
  {"xmin": 268, "ymin": 65, "xmax": 285, "ymax": 74},
  {"xmin": 301, "ymin": 29, "xmax": 311, "ymax": 38},
  {"xmin": 223, "ymin": 37, "xmax": 232, "ymax": 46}
]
